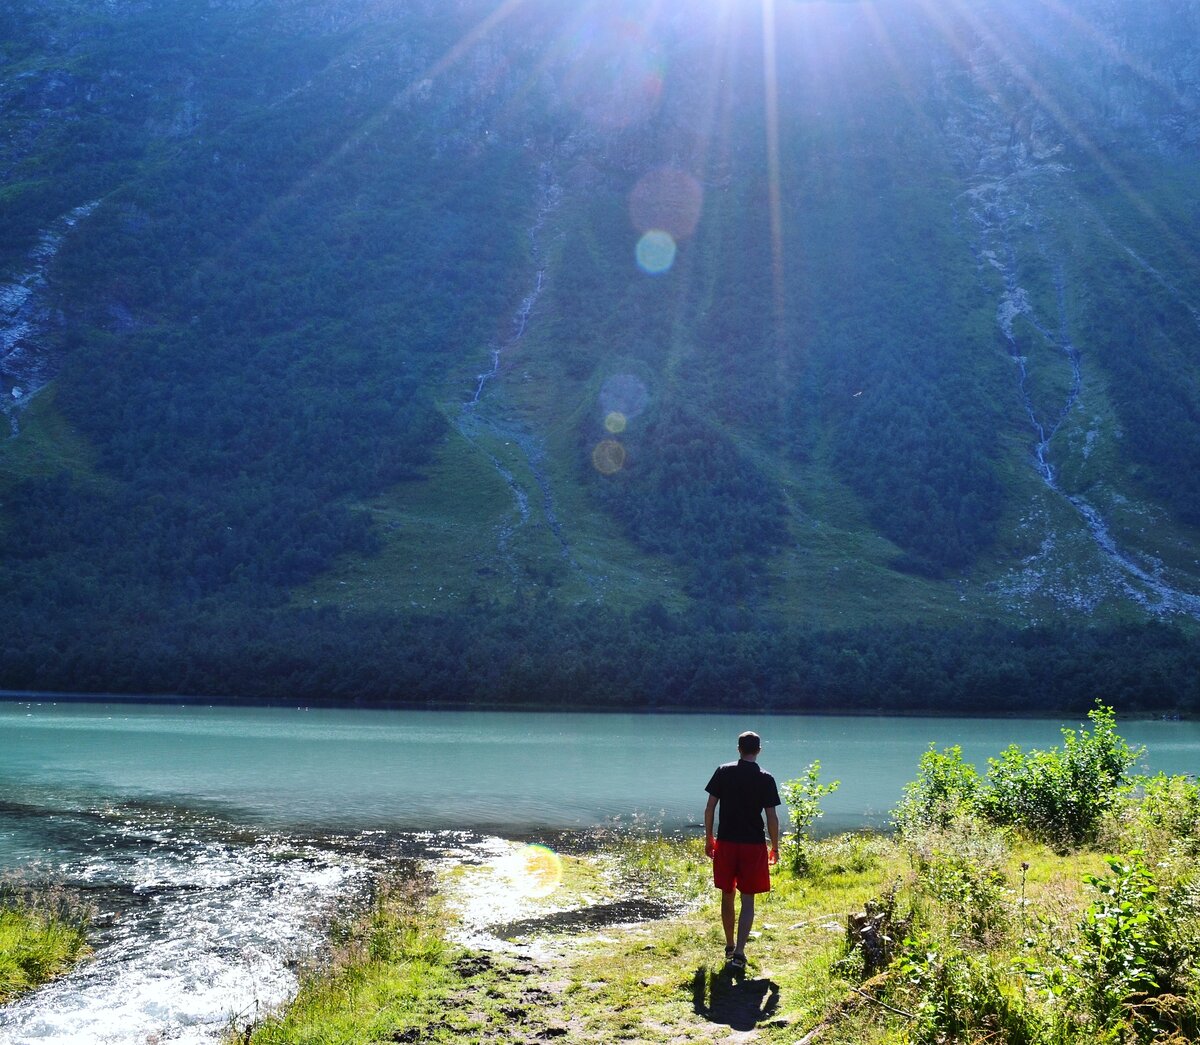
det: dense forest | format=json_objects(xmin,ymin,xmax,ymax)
[
  {"xmin": 3, "ymin": 0, "xmax": 1200, "ymax": 711},
  {"xmin": 3, "ymin": 602, "xmax": 1197, "ymax": 716}
]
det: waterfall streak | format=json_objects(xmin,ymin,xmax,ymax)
[
  {"xmin": 1, "ymin": 202, "xmax": 99, "ymax": 434},
  {"xmin": 949, "ymin": 66, "xmax": 1200, "ymax": 617}
]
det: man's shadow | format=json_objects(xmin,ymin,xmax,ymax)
[{"xmin": 690, "ymin": 964, "xmax": 781, "ymax": 1032}]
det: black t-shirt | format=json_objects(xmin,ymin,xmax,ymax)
[{"xmin": 705, "ymin": 759, "xmax": 781, "ymax": 844}]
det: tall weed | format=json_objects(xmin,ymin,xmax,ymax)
[{"xmin": 0, "ymin": 879, "xmax": 92, "ymax": 1004}]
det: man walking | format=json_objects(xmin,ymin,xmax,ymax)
[{"xmin": 704, "ymin": 730, "xmax": 781, "ymax": 969}]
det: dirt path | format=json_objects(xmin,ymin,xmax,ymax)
[{"xmin": 431, "ymin": 838, "xmax": 789, "ymax": 1044}]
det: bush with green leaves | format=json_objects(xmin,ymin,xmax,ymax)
[
  {"xmin": 780, "ymin": 761, "xmax": 839, "ymax": 876},
  {"xmin": 893, "ymin": 744, "xmax": 981, "ymax": 835},
  {"xmin": 918, "ymin": 852, "xmax": 1011, "ymax": 943},
  {"xmin": 1132, "ymin": 773, "xmax": 1200, "ymax": 854},
  {"xmin": 1076, "ymin": 853, "xmax": 1166, "ymax": 1017},
  {"xmin": 1015, "ymin": 850, "xmax": 1200, "ymax": 1042},
  {"xmin": 893, "ymin": 934, "xmax": 1044, "ymax": 1045},
  {"xmin": 978, "ymin": 705, "xmax": 1142, "ymax": 849}
]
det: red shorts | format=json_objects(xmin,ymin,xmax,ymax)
[{"xmin": 712, "ymin": 840, "xmax": 771, "ymax": 894}]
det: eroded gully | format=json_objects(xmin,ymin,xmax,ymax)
[
  {"xmin": 453, "ymin": 162, "xmax": 594, "ymax": 591},
  {"xmin": 1, "ymin": 201, "xmax": 98, "ymax": 435},
  {"xmin": 947, "ymin": 62, "xmax": 1200, "ymax": 617}
]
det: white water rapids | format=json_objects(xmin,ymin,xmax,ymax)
[
  {"xmin": 0, "ymin": 800, "xmax": 369, "ymax": 1044},
  {"xmin": 0, "ymin": 795, "xmax": 517, "ymax": 1044}
]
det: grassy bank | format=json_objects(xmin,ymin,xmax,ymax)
[
  {"xmin": 234, "ymin": 713, "xmax": 1200, "ymax": 1044},
  {"xmin": 0, "ymin": 882, "xmax": 91, "ymax": 1005}
]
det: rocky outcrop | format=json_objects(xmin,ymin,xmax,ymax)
[{"xmin": 0, "ymin": 201, "xmax": 97, "ymax": 433}]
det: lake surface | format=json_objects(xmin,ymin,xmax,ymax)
[
  {"xmin": 1, "ymin": 701, "xmax": 1197, "ymax": 1044},
  {"xmin": 2, "ymin": 702, "xmax": 1197, "ymax": 837}
]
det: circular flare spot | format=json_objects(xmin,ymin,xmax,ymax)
[
  {"xmin": 605, "ymin": 411, "xmax": 627, "ymax": 434},
  {"xmin": 636, "ymin": 230, "xmax": 676, "ymax": 274},
  {"xmin": 630, "ymin": 168, "xmax": 703, "ymax": 240},
  {"xmin": 520, "ymin": 844, "xmax": 563, "ymax": 899},
  {"xmin": 600, "ymin": 374, "xmax": 649, "ymax": 420},
  {"xmin": 592, "ymin": 439, "xmax": 627, "ymax": 475}
]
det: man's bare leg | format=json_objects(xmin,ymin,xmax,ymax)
[
  {"xmin": 735, "ymin": 892, "xmax": 755, "ymax": 954},
  {"xmin": 721, "ymin": 890, "xmax": 736, "ymax": 949}
]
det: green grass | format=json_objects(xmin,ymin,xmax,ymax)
[
  {"xmin": 0, "ymin": 387, "xmax": 102, "ymax": 491},
  {"xmin": 234, "ymin": 878, "xmax": 459, "ymax": 1045},
  {"xmin": 0, "ymin": 883, "xmax": 91, "ymax": 1005},
  {"xmin": 296, "ymin": 377, "xmax": 691, "ymax": 615},
  {"xmin": 736, "ymin": 433, "xmax": 972, "ymax": 628},
  {"xmin": 234, "ymin": 793, "xmax": 1200, "ymax": 1044}
]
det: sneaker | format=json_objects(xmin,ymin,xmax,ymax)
[{"xmin": 729, "ymin": 952, "xmax": 747, "ymax": 970}]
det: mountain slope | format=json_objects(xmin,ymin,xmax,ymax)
[{"xmin": 2, "ymin": 0, "xmax": 1200, "ymax": 709}]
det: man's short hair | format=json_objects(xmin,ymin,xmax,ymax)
[{"xmin": 738, "ymin": 731, "xmax": 761, "ymax": 754}]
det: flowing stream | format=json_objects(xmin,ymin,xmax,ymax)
[
  {"xmin": 948, "ymin": 60, "xmax": 1200, "ymax": 617},
  {"xmin": 453, "ymin": 162, "xmax": 588, "ymax": 583}
]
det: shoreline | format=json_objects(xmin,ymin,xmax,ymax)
[{"xmin": 0, "ymin": 689, "xmax": 1190, "ymax": 721}]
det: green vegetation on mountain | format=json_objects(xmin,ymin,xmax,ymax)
[{"xmin": 3, "ymin": 0, "xmax": 1200, "ymax": 707}]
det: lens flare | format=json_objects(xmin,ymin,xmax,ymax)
[
  {"xmin": 558, "ymin": 17, "xmax": 664, "ymax": 129},
  {"xmin": 629, "ymin": 167, "xmax": 704, "ymax": 240},
  {"xmin": 592, "ymin": 439, "xmax": 627, "ymax": 475},
  {"xmin": 636, "ymin": 230, "xmax": 676, "ymax": 274},
  {"xmin": 600, "ymin": 373, "xmax": 650, "ymax": 420},
  {"xmin": 519, "ymin": 844, "xmax": 563, "ymax": 898},
  {"xmin": 605, "ymin": 411, "xmax": 627, "ymax": 434}
]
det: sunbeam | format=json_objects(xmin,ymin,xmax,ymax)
[
  {"xmin": 938, "ymin": 0, "xmax": 1200, "ymax": 278},
  {"xmin": 185, "ymin": 0, "xmax": 532, "ymax": 292},
  {"xmin": 761, "ymin": 0, "xmax": 787, "ymax": 331},
  {"xmin": 1027, "ymin": 0, "xmax": 1190, "ymax": 112}
]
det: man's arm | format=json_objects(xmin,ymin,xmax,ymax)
[
  {"xmin": 765, "ymin": 806, "xmax": 780, "ymax": 865},
  {"xmin": 704, "ymin": 794, "xmax": 719, "ymax": 858}
]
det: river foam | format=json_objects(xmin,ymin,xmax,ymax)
[{"xmin": 0, "ymin": 800, "xmax": 401, "ymax": 1044}]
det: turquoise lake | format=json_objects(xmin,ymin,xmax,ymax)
[{"xmin": 2, "ymin": 702, "xmax": 1197, "ymax": 839}]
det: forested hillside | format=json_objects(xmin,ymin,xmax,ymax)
[{"xmin": 3, "ymin": 0, "xmax": 1200, "ymax": 711}]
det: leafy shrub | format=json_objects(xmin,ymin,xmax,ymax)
[
  {"xmin": 1020, "ymin": 851, "xmax": 1200, "ymax": 1041},
  {"xmin": 903, "ymin": 815, "xmax": 1012, "ymax": 944},
  {"xmin": 1077, "ymin": 853, "xmax": 1166, "ymax": 1017},
  {"xmin": 918, "ymin": 854, "xmax": 1010, "ymax": 942},
  {"xmin": 894, "ymin": 935, "xmax": 1044, "ymax": 1045},
  {"xmin": 893, "ymin": 744, "xmax": 981, "ymax": 835},
  {"xmin": 1134, "ymin": 773, "xmax": 1200, "ymax": 854},
  {"xmin": 978, "ymin": 705, "xmax": 1142, "ymax": 849},
  {"xmin": 780, "ymin": 761, "xmax": 839, "ymax": 877}
]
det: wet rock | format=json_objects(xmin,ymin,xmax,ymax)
[{"xmin": 453, "ymin": 953, "xmax": 494, "ymax": 977}]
